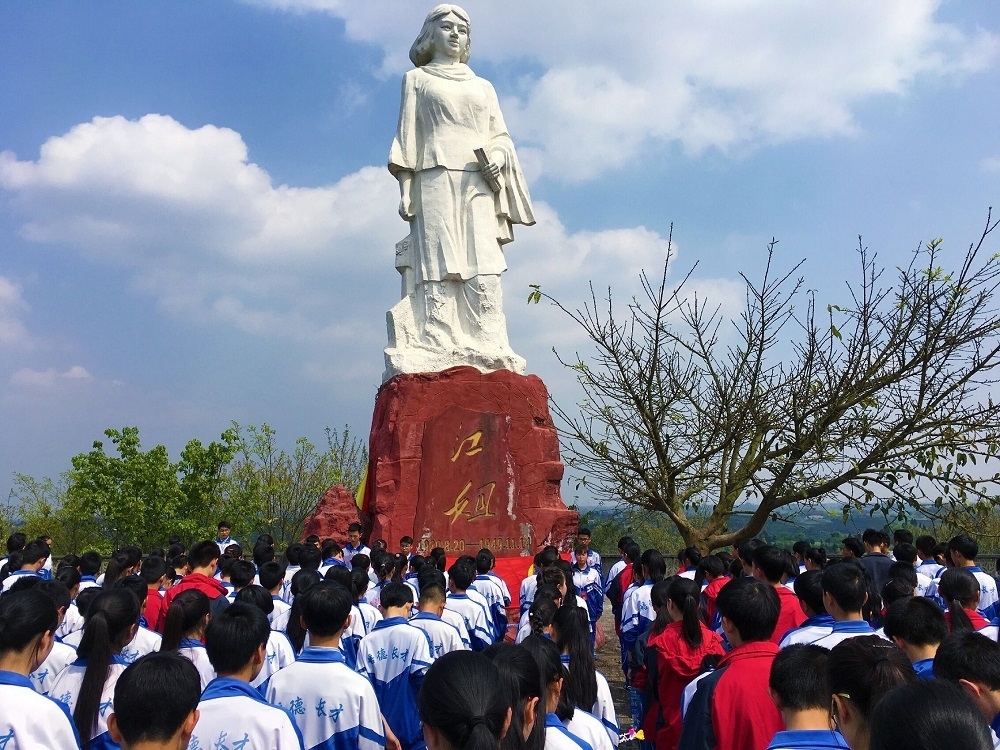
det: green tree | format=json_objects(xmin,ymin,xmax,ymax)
[
  {"xmin": 67, "ymin": 426, "xmax": 238, "ymax": 551},
  {"xmin": 534, "ymin": 215, "xmax": 1000, "ymax": 552},
  {"xmin": 9, "ymin": 473, "xmax": 105, "ymax": 555},
  {"xmin": 220, "ymin": 423, "xmax": 367, "ymax": 548}
]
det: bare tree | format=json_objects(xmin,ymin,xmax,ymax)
[{"xmin": 533, "ymin": 213, "xmax": 1000, "ymax": 551}]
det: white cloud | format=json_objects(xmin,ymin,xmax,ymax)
[
  {"xmin": 0, "ymin": 275, "xmax": 33, "ymax": 348},
  {"xmin": 245, "ymin": 0, "xmax": 999, "ymax": 181},
  {"xmin": 10, "ymin": 365, "xmax": 92, "ymax": 388},
  {"xmin": 983, "ymin": 156, "xmax": 1000, "ymax": 173}
]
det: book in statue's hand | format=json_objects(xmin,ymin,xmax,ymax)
[{"xmin": 474, "ymin": 148, "xmax": 502, "ymax": 193}]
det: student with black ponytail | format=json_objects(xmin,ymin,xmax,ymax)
[
  {"xmin": 519, "ymin": 635, "xmax": 596, "ymax": 750},
  {"xmin": 551, "ymin": 605, "xmax": 618, "ymax": 746},
  {"xmin": 484, "ymin": 643, "xmax": 544, "ymax": 750},
  {"xmin": 646, "ymin": 577, "xmax": 724, "ymax": 750},
  {"xmin": 49, "ymin": 588, "xmax": 140, "ymax": 749},
  {"xmin": 0, "ymin": 589, "xmax": 81, "ymax": 747},
  {"xmin": 160, "ymin": 588, "xmax": 214, "ymax": 689},
  {"xmin": 419, "ymin": 649, "xmax": 509, "ymax": 750},
  {"xmin": 938, "ymin": 568, "xmax": 989, "ymax": 633}
]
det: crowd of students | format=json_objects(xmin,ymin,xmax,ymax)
[{"xmin": 2, "ymin": 522, "xmax": 1000, "ymax": 750}]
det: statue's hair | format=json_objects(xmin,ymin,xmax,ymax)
[{"xmin": 410, "ymin": 4, "xmax": 472, "ymax": 67}]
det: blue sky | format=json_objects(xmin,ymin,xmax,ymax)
[{"xmin": 1, "ymin": 1, "xmax": 998, "ymax": 506}]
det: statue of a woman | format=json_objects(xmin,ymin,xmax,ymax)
[{"xmin": 384, "ymin": 4, "xmax": 535, "ymax": 381}]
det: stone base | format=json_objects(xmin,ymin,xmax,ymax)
[{"xmin": 363, "ymin": 366, "xmax": 577, "ymax": 559}]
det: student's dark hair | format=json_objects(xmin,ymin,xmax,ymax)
[
  {"xmin": 640, "ymin": 549, "xmax": 667, "ymax": 582},
  {"xmin": 449, "ymin": 561, "xmax": 476, "ymax": 591},
  {"xmin": 160, "ymin": 589, "xmax": 212, "ymax": 651},
  {"xmin": 476, "ymin": 549, "xmax": 495, "ymax": 574},
  {"xmin": 528, "ymin": 597, "xmax": 557, "ymax": 636},
  {"xmin": 284, "ymin": 542, "xmax": 304, "ymax": 566},
  {"xmin": 841, "ymin": 537, "xmax": 864, "ymax": 558},
  {"xmin": 869, "ymin": 679, "xmax": 992, "ymax": 750},
  {"xmin": 880, "ymin": 577, "xmax": 915, "ymax": 609},
  {"xmin": 409, "ymin": 555, "xmax": 426, "ymax": 575},
  {"xmin": 223, "ymin": 543, "xmax": 243, "ymax": 560},
  {"xmin": 257, "ymin": 561, "xmax": 285, "ymax": 592},
  {"xmin": 252, "ymin": 544, "xmax": 274, "ymax": 566},
  {"xmin": 112, "ymin": 651, "xmax": 201, "ymax": 744},
  {"xmin": 861, "ymin": 528, "xmax": 884, "ymax": 547},
  {"xmin": 552, "ymin": 605, "xmax": 597, "ymax": 710},
  {"xmin": 140, "ymin": 556, "xmax": 169, "ymax": 585},
  {"xmin": 792, "ymin": 540, "xmax": 810, "ymax": 559},
  {"xmin": 948, "ymin": 534, "xmax": 978, "ymax": 562},
  {"xmin": 622, "ymin": 542, "xmax": 641, "ymax": 564},
  {"xmin": 113, "ymin": 575, "xmax": 148, "ymax": 606},
  {"xmin": 167, "ymin": 541, "xmax": 185, "ymax": 558},
  {"xmin": 420, "ymin": 582, "xmax": 446, "ymax": 605},
  {"xmin": 204, "ymin": 602, "xmax": 269, "ymax": 674},
  {"xmin": 74, "ymin": 586, "xmax": 100, "ymax": 618},
  {"xmin": 100, "ymin": 551, "xmax": 131, "ymax": 589},
  {"xmin": 769, "ymin": 644, "xmax": 831, "ymax": 710},
  {"xmin": 170, "ymin": 554, "xmax": 188, "ymax": 574},
  {"xmin": 299, "ymin": 581, "xmax": 353, "ymax": 637},
  {"xmin": 0, "ymin": 589, "xmax": 58, "ymax": 653},
  {"xmin": 20, "ymin": 539, "xmax": 49, "ymax": 566},
  {"xmin": 78, "ymin": 550, "xmax": 103, "ymax": 576},
  {"xmin": 804, "ymin": 547, "xmax": 827, "ymax": 569},
  {"xmin": 56, "ymin": 565, "xmax": 82, "ymax": 591},
  {"xmin": 234, "ymin": 584, "xmax": 274, "ymax": 616},
  {"xmin": 75, "ymin": 589, "xmax": 141, "ymax": 743},
  {"xmin": 792, "ymin": 570, "xmax": 826, "ymax": 615},
  {"xmin": 419, "ymin": 650, "xmax": 508, "ymax": 750},
  {"xmin": 8, "ymin": 575, "xmax": 43, "ymax": 594},
  {"xmin": 886, "ymin": 562, "xmax": 917, "ymax": 587},
  {"xmin": 649, "ymin": 579, "xmax": 673, "ymax": 637},
  {"xmin": 693, "ymin": 554, "xmax": 726, "ymax": 588},
  {"xmin": 324, "ymin": 563, "xmax": 353, "ymax": 590},
  {"xmin": 519, "ymin": 633, "xmax": 565, "ymax": 696},
  {"xmin": 217, "ymin": 520, "xmax": 230, "ymax": 530},
  {"xmin": 827, "ymin": 635, "xmax": 915, "ymax": 726},
  {"xmin": 938, "ymin": 567, "xmax": 980, "ymax": 632},
  {"xmin": 229, "ymin": 559, "xmax": 256, "ymax": 590},
  {"xmin": 727, "ymin": 558, "xmax": 745, "ymax": 578},
  {"xmin": 538, "ymin": 566, "xmax": 566, "ymax": 594},
  {"xmin": 347, "ymin": 522, "xmax": 362, "ymax": 534},
  {"xmin": 883, "ymin": 597, "xmax": 947, "ymax": 646},
  {"xmin": 321, "ymin": 539, "xmax": 342, "ymax": 560},
  {"xmin": 892, "ymin": 543, "xmax": 917, "ymax": 565},
  {"xmin": 351, "ymin": 566, "xmax": 372, "ymax": 601},
  {"xmin": 934, "ymin": 631, "xmax": 1000, "ymax": 689},
  {"xmin": 750, "ymin": 546, "xmax": 788, "ymax": 584},
  {"xmin": 821, "ymin": 561, "xmax": 868, "ymax": 612},
  {"xmin": 430, "ymin": 547, "xmax": 447, "ymax": 571},
  {"xmin": 680, "ymin": 546, "xmax": 702, "ymax": 567},
  {"xmin": 668, "ymin": 576, "xmax": 704, "ymax": 647},
  {"xmin": 379, "ymin": 581, "xmax": 414, "ymax": 609},
  {"xmin": 552, "ymin": 559, "xmax": 577, "ymax": 598},
  {"xmin": 187, "ymin": 541, "xmax": 220, "ymax": 570},
  {"xmin": 715, "ymin": 577, "xmax": 780, "ymax": 642},
  {"xmin": 892, "ymin": 528, "xmax": 914, "ymax": 545},
  {"xmin": 351, "ymin": 552, "xmax": 371, "ymax": 573},
  {"xmin": 915, "ymin": 535, "xmax": 937, "ymax": 557},
  {"xmin": 5, "ymin": 532, "xmax": 26, "ymax": 553},
  {"xmin": 736, "ymin": 539, "xmax": 764, "ymax": 566},
  {"xmin": 484, "ymin": 642, "xmax": 543, "ymax": 750},
  {"xmin": 617, "ymin": 536, "xmax": 634, "ymax": 551},
  {"xmin": 537, "ymin": 546, "xmax": 560, "ymax": 569},
  {"xmin": 304, "ymin": 534, "xmax": 320, "ymax": 546}
]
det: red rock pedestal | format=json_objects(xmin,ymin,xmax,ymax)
[
  {"xmin": 302, "ymin": 484, "xmax": 361, "ymax": 544},
  {"xmin": 364, "ymin": 366, "xmax": 577, "ymax": 569}
]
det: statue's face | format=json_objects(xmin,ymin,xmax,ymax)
[{"xmin": 433, "ymin": 12, "xmax": 469, "ymax": 61}]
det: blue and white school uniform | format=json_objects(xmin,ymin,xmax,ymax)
[
  {"xmin": 318, "ymin": 558, "xmax": 347, "ymax": 577},
  {"xmin": 604, "ymin": 560, "xmax": 627, "ymax": 595},
  {"xmin": 190, "ymin": 677, "xmax": 304, "ymax": 750},
  {"xmin": 120, "ymin": 626, "xmax": 161, "ymax": 664},
  {"xmin": 520, "ymin": 574, "xmax": 538, "ymax": 616},
  {"xmin": 765, "ymin": 729, "xmax": 850, "ymax": 749},
  {"xmin": 445, "ymin": 592, "xmax": 494, "ymax": 651},
  {"xmin": 0, "ymin": 569, "xmax": 43, "ymax": 593},
  {"xmin": 565, "ymin": 708, "xmax": 614, "ymax": 750},
  {"xmin": 573, "ymin": 566, "xmax": 605, "ymax": 626},
  {"xmin": 915, "ymin": 570, "xmax": 933, "ymax": 598},
  {"xmin": 358, "ymin": 602, "xmax": 383, "ymax": 634},
  {"xmin": 487, "ymin": 571, "xmax": 512, "ymax": 605},
  {"xmin": 0, "ymin": 670, "xmax": 81, "ymax": 749},
  {"xmin": 620, "ymin": 581, "xmax": 654, "ymax": 666},
  {"xmin": 912, "ymin": 658, "xmax": 935, "ymax": 679},
  {"xmin": 809, "ymin": 620, "xmax": 879, "ymax": 649},
  {"xmin": 49, "ymin": 656, "xmax": 129, "ymax": 749},
  {"xmin": 343, "ymin": 543, "xmax": 371, "ymax": 570},
  {"xmin": 216, "ymin": 536, "xmax": 240, "ymax": 555},
  {"xmin": 252, "ymin": 630, "xmax": 298, "ymax": 689},
  {"xmin": 270, "ymin": 595, "xmax": 292, "ymax": 630},
  {"xmin": 545, "ymin": 712, "xmax": 594, "ymax": 750},
  {"xmin": 916, "ymin": 559, "xmax": 945, "ymax": 580},
  {"xmin": 29, "ymin": 639, "xmax": 76, "ymax": 695},
  {"xmin": 970, "ymin": 567, "xmax": 1000, "ymax": 619},
  {"xmin": 57, "ymin": 602, "xmax": 84, "ymax": 639},
  {"xmin": 178, "ymin": 637, "xmax": 216, "ymax": 690},
  {"xmin": 266, "ymin": 646, "xmax": 384, "ymax": 750},
  {"xmin": 357, "ymin": 616, "xmax": 433, "ymax": 750},
  {"xmin": 571, "ymin": 549, "xmax": 604, "ymax": 580},
  {"xmin": 778, "ymin": 613, "xmax": 836, "ymax": 648},
  {"xmin": 470, "ymin": 574, "xmax": 509, "ymax": 640},
  {"xmin": 282, "ymin": 565, "xmax": 301, "ymax": 603},
  {"xmin": 409, "ymin": 611, "xmax": 468, "ymax": 657},
  {"xmin": 439, "ymin": 607, "xmax": 472, "ymax": 648},
  {"xmin": 560, "ymin": 654, "xmax": 618, "ymax": 745}
]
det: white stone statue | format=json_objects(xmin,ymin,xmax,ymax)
[{"xmin": 383, "ymin": 4, "xmax": 535, "ymax": 382}]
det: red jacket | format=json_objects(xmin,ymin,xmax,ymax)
[
  {"xmin": 771, "ymin": 585, "xmax": 806, "ymax": 644},
  {"xmin": 702, "ymin": 577, "xmax": 729, "ymax": 627},
  {"xmin": 157, "ymin": 572, "xmax": 227, "ymax": 631},
  {"xmin": 646, "ymin": 621, "xmax": 725, "ymax": 750},
  {"xmin": 143, "ymin": 589, "xmax": 165, "ymax": 633},
  {"xmin": 678, "ymin": 640, "xmax": 783, "ymax": 750}
]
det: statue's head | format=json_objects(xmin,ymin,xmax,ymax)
[{"xmin": 409, "ymin": 4, "xmax": 472, "ymax": 67}]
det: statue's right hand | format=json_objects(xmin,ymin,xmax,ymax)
[{"xmin": 398, "ymin": 199, "xmax": 414, "ymax": 222}]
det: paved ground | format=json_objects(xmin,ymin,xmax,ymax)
[{"xmin": 595, "ymin": 608, "xmax": 633, "ymax": 731}]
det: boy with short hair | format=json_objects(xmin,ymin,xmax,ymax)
[
  {"xmin": 357, "ymin": 582, "xmax": 433, "ymax": 750},
  {"xmin": 258, "ymin": 561, "xmax": 292, "ymax": 628},
  {"xmin": 78, "ymin": 550, "xmax": 103, "ymax": 590},
  {"xmin": 778, "ymin": 570, "xmax": 835, "ymax": 648},
  {"xmin": 0, "ymin": 540, "xmax": 49, "ymax": 592},
  {"xmin": 410, "ymin": 581, "xmax": 468, "ymax": 657},
  {"xmin": 883, "ymin": 597, "xmax": 947, "ymax": 679},
  {"xmin": 139, "ymin": 556, "xmax": 169, "ymax": 632},
  {"xmin": 266, "ymin": 582, "xmax": 385, "ymax": 750},
  {"xmin": 765, "ymin": 644, "xmax": 849, "ymax": 749},
  {"xmin": 107, "ymin": 651, "xmax": 201, "ymax": 750},
  {"xmin": 188, "ymin": 602, "xmax": 304, "ymax": 749},
  {"xmin": 158, "ymin": 540, "xmax": 229, "ymax": 629},
  {"xmin": 679, "ymin": 577, "xmax": 783, "ymax": 750},
  {"xmin": 934, "ymin": 631, "xmax": 1000, "ymax": 738},
  {"xmin": 215, "ymin": 520, "xmax": 239, "ymax": 555},
  {"xmin": 469, "ymin": 549, "xmax": 509, "ymax": 641},
  {"xmin": 228, "ymin": 559, "xmax": 257, "ymax": 600},
  {"xmin": 572, "ymin": 542, "xmax": 604, "ymax": 642},
  {"xmin": 399, "ymin": 536, "xmax": 414, "ymax": 558},
  {"xmin": 445, "ymin": 561, "xmax": 495, "ymax": 652},
  {"xmin": 751, "ymin": 546, "xmax": 805, "ymax": 644},
  {"xmin": 811, "ymin": 562, "xmax": 876, "ymax": 648},
  {"xmin": 344, "ymin": 523, "xmax": 371, "ymax": 569},
  {"xmin": 945, "ymin": 535, "xmax": 1000, "ymax": 619}
]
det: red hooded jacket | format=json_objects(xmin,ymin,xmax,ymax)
[{"xmin": 157, "ymin": 572, "xmax": 228, "ymax": 631}]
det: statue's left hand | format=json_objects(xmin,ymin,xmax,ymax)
[{"xmin": 480, "ymin": 160, "xmax": 501, "ymax": 183}]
